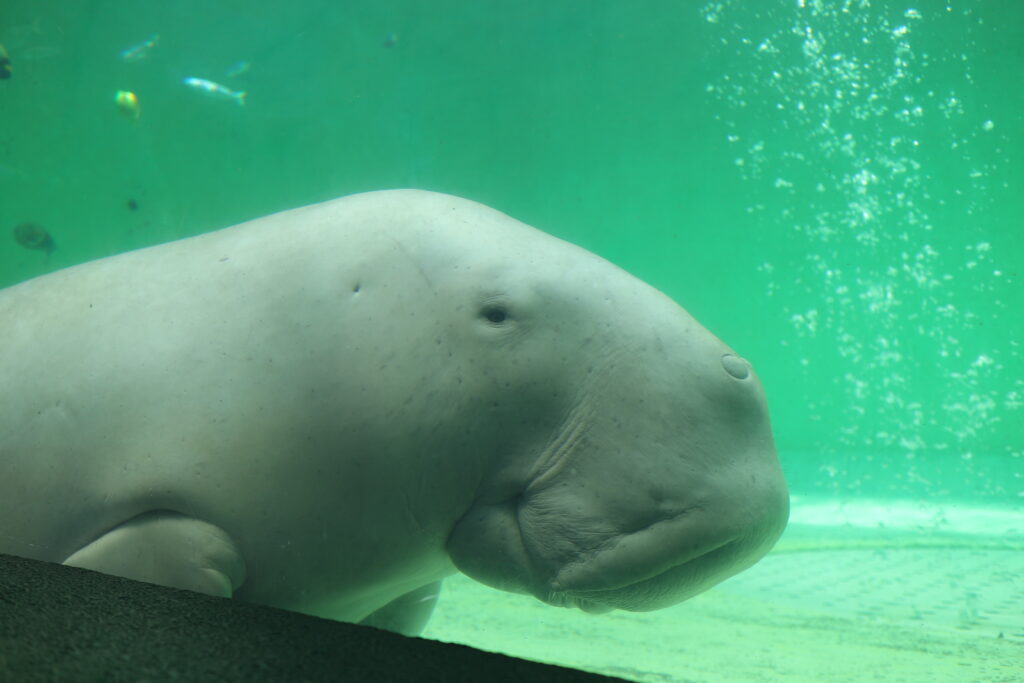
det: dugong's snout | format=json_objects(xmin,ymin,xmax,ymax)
[
  {"xmin": 448, "ymin": 338, "xmax": 789, "ymax": 614},
  {"xmin": 539, "ymin": 472, "xmax": 790, "ymax": 613},
  {"xmin": 542, "ymin": 349, "xmax": 789, "ymax": 613}
]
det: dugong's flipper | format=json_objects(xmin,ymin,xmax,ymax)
[
  {"xmin": 63, "ymin": 510, "xmax": 246, "ymax": 597},
  {"xmin": 358, "ymin": 581, "xmax": 442, "ymax": 637}
]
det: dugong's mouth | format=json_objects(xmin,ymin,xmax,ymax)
[
  {"xmin": 448, "ymin": 440, "xmax": 788, "ymax": 614},
  {"xmin": 542, "ymin": 593, "xmax": 614, "ymax": 614},
  {"xmin": 536, "ymin": 534, "xmax": 754, "ymax": 614}
]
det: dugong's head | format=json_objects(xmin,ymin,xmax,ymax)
[{"xmin": 342, "ymin": 190, "xmax": 788, "ymax": 614}]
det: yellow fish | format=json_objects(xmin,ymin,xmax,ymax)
[{"xmin": 115, "ymin": 90, "xmax": 140, "ymax": 120}]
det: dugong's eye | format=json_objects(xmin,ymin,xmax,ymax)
[{"xmin": 480, "ymin": 304, "xmax": 509, "ymax": 325}]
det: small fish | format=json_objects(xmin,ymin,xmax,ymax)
[
  {"xmin": 13, "ymin": 222, "xmax": 56, "ymax": 255},
  {"xmin": 114, "ymin": 90, "xmax": 140, "ymax": 120},
  {"xmin": 119, "ymin": 33, "xmax": 159, "ymax": 62},
  {"xmin": 225, "ymin": 60, "xmax": 250, "ymax": 78},
  {"xmin": 0, "ymin": 42, "xmax": 11, "ymax": 79},
  {"xmin": 183, "ymin": 77, "xmax": 246, "ymax": 106}
]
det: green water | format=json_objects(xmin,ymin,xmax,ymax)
[
  {"xmin": 1, "ymin": 0, "xmax": 1021, "ymax": 680},
  {"xmin": 698, "ymin": 0, "xmax": 1023, "ymax": 502}
]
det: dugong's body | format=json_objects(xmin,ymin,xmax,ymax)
[{"xmin": 0, "ymin": 190, "xmax": 787, "ymax": 635}]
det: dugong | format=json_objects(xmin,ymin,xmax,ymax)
[{"xmin": 0, "ymin": 190, "xmax": 788, "ymax": 635}]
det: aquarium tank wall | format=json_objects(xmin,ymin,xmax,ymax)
[{"xmin": 1, "ymin": 1, "xmax": 1020, "ymax": 681}]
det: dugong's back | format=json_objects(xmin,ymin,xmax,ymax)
[{"xmin": 0, "ymin": 196, "xmax": 378, "ymax": 564}]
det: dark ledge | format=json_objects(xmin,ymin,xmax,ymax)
[{"xmin": 0, "ymin": 553, "xmax": 621, "ymax": 683}]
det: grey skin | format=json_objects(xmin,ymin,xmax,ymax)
[{"xmin": 0, "ymin": 190, "xmax": 788, "ymax": 635}]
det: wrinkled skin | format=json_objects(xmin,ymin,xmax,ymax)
[
  {"xmin": 0, "ymin": 190, "xmax": 787, "ymax": 633},
  {"xmin": 443, "ymin": 227, "xmax": 788, "ymax": 613}
]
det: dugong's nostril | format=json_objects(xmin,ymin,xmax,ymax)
[{"xmin": 720, "ymin": 354, "xmax": 751, "ymax": 380}]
